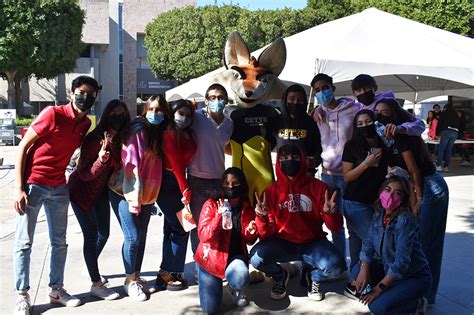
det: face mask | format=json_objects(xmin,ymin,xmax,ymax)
[
  {"xmin": 74, "ymin": 93, "xmax": 96, "ymax": 112},
  {"xmin": 287, "ymin": 103, "xmax": 306, "ymax": 116},
  {"xmin": 223, "ymin": 185, "xmax": 244, "ymax": 199},
  {"xmin": 379, "ymin": 191, "xmax": 402, "ymax": 213},
  {"xmin": 356, "ymin": 123, "xmax": 377, "ymax": 138},
  {"xmin": 174, "ymin": 113, "xmax": 191, "ymax": 129},
  {"xmin": 280, "ymin": 160, "xmax": 300, "ymax": 177},
  {"xmin": 315, "ymin": 89, "xmax": 334, "ymax": 107},
  {"xmin": 208, "ymin": 100, "xmax": 225, "ymax": 113},
  {"xmin": 108, "ymin": 114, "xmax": 126, "ymax": 131},
  {"xmin": 375, "ymin": 114, "xmax": 392, "ymax": 126},
  {"xmin": 356, "ymin": 90, "xmax": 375, "ymax": 106},
  {"xmin": 146, "ymin": 112, "xmax": 164, "ymax": 125}
]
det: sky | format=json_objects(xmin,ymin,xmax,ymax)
[{"xmin": 196, "ymin": 0, "xmax": 307, "ymax": 10}]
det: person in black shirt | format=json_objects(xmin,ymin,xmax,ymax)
[
  {"xmin": 374, "ymin": 98, "xmax": 449, "ymax": 306},
  {"xmin": 342, "ymin": 109, "xmax": 388, "ymax": 270},
  {"xmin": 276, "ymin": 84, "xmax": 322, "ymax": 176}
]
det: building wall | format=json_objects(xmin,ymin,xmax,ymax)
[{"xmin": 80, "ymin": 0, "xmax": 110, "ymax": 45}]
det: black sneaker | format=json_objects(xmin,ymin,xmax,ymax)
[
  {"xmin": 307, "ymin": 280, "xmax": 324, "ymax": 301},
  {"xmin": 154, "ymin": 270, "xmax": 188, "ymax": 292},
  {"xmin": 343, "ymin": 283, "xmax": 360, "ymax": 301},
  {"xmin": 270, "ymin": 270, "xmax": 290, "ymax": 300}
]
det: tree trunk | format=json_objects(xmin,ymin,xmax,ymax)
[
  {"xmin": 5, "ymin": 71, "xmax": 17, "ymax": 110},
  {"xmin": 14, "ymin": 75, "xmax": 24, "ymax": 116}
]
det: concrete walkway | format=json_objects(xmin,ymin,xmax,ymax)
[{"xmin": 0, "ymin": 145, "xmax": 473, "ymax": 314}]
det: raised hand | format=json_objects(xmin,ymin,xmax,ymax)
[
  {"xmin": 246, "ymin": 220, "xmax": 257, "ymax": 235},
  {"xmin": 217, "ymin": 198, "xmax": 225, "ymax": 214},
  {"xmin": 99, "ymin": 136, "xmax": 110, "ymax": 163},
  {"xmin": 323, "ymin": 190, "xmax": 337, "ymax": 214},
  {"xmin": 255, "ymin": 192, "xmax": 268, "ymax": 217}
]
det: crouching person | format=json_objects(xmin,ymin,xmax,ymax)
[
  {"xmin": 250, "ymin": 144, "xmax": 346, "ymax": 301},
  {"xmin": 194, "ymin": 168, "xmax": 258, "ymax": 313}
]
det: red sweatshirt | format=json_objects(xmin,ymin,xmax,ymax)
[
  {"xmin": 255, "ymin": 147, "xmax": 342, "ymax": 243},
  {"xmin": 162, "ymin": 130, "xmax": 197, "ymax": 199}
]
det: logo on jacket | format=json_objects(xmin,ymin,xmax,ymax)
[
  {"xmin": 278, "ymin": 129, "xmax": 307, "ymax": 140},
  {"xmin": 244, "ymin": 116, "xmax": 267, "ymax": 126},
  {"xmin": 279, "ymin": 194, "xmax": 312, "ymax": 212}
]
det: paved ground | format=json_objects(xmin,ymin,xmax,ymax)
[{"xmin": 0, "ymin": 144, "xmax": 473, "ymax": 314}]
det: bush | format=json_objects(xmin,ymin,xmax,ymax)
[{"xmin": 16, "ymin": 116, "xmax": 33, "ymax": 126}]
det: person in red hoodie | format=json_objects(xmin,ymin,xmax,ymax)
[
  {"xmin": 250, "ymin": 143, "xmax": 346, "ymax": 302},
  {"xmin": 194, "ymin": 167, "xmax": 258, "ymax": 313}
]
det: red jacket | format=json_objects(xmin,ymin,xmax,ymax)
[
  {"xmin": 194, "ymin": 199, "xmax": 257, "ymax": 279},
  {"xmin": 256, "ymin": 147, "xmax": 342, "ymax": 243}
]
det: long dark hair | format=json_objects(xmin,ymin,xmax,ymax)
[
  {"xmin": 94, "ymin": 99, "xmax": 131, "ymax": 167},
  {"xmin": 138, "ymin": 95, "xmax": 170, "ymax": 157},
  {"xmin": 350, "ymin": 109, "xmax": 382, "ymax": 158},
  {"xmin": 217, "ymin": 167, "xmax": 249, "ymax": 202},
  {"xmin": 374, "ymin": 176, "xmax": 412, "ymax": 218},
  {"xmin": 168, "ymin": 99, "xmax": 195, "ymax": 132}
]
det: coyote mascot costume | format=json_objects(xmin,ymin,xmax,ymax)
[{"xmin": 216, "ymin": 31, "xmax": 287, "ymax": 203}]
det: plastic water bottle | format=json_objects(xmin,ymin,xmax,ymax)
[
  {"xmin": 221, "ymin": 199, "xmax": 233, "ymax": 230},
  {"xmin": 374, "ymin": 121, "xmax": 395, "ymax": 147}
]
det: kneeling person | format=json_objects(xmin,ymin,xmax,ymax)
[{"xmin": 250, "ymin": 144, "xmax": 346, "ymax": 301}]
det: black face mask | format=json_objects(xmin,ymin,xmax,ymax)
[
  {"xmin": 286, "ymin": 103, "xmax": 306, "ymax": 116},
  {"xmin": 108, "ymin": 114, "xmax": 127, "ymax": 131},
  {"xmin": 375, "ymin": 114, "xmax": 393, "ymax": 126},
  {"xmin": 356, "ymin": 90, "xmax": 375, "ymax": 106},
  {"xmin": 75, "ymin": 93, "xmax": 96, "ymax": 112},
  {"xmin": 280, "ymin": 160, "xmax": 300, "ymax": 177},
  {"xmin": 356, "ymin": 124, "xmax": 377, "ymax": 138},
  {"xmin": 223, "ymin": 185, "xmax": 244, "ymax": 199}
]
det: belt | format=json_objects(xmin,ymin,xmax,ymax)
[{"xmin": 448, "ymin": 127, "xmax": 459, "ymax": 132}]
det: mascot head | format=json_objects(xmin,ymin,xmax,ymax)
[{"xmin": 213, "ymin": 31, "xmax": 287, "ymax": 108}]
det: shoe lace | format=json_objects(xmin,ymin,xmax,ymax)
[
  {"xmin": 273, "ymin": 280, "xmax": 285, "ymax": 293},
  {"xmin": 311, "ymin": 281, "xmax": 320, "ymax": 293},
  {"xmin": 16, "ymin": 296, "xmax": 29, "ymax": 310},
  {"xmin": 54, "ymin": 287, "xmax": 69, "ymax": 297}
]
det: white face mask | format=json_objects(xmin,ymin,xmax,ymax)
[{"xmin": 174, "ymin": 112, "xmax": 191, "ymax": 129}]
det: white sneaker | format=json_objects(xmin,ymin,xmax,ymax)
[
  {"xmin": 228, "ymin": 287, "xmax": 249, "ymax": 307},
  {"xmin": 136, "ymin": 277, "xmax": 151, "ymax": 294},
  {"xmin": 124, "ymin": 280, "xmax": 147, "ymax": 301},
  {"xmin": 15, "ymin": 294, "xmax": 31, "ymax": 315},
  {"xmin": 443, "ymin": 167, "xmax": 449, "ymax": 172},
  {"xmin": 91, "ymin": 282, "xmax": 119, "ymax": 300},
  {"xmin": 435, "ymin": 165, "xmax": 443, "ymax": 172},
  {"xmin": 49, "ymin": 287, "xmax": 81, "ymax": 307},
  {"xmin": 460, "ymin": 160, "xmax": 471, "ymax": 166}
]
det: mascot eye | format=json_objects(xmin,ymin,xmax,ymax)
[
  {"xmin": 261, "ymin": 77, "xmax": 268, "ymax": 84},
  {"xmin": 233, "ymin": 72, "xmax": 241, "ymax": 79}
]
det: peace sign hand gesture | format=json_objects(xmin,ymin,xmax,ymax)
[
  {"xmin": 99, "ymin": 136, "xmax": 110, "ymax": 163},
  {"xmin": 323, "ymin": 190, "xmax": 337, "ymax": 214},
  {"xmin": 217, "ymin": 198, "xmax": 225, "ymax": 214},
  {"xmin": 255, "ymin": 192, "xmax": 268, "ymax": 217}
]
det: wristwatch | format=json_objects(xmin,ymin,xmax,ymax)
[{"xmin": 378, "ymin": 283, "xmax": 386, "ymax": 291}]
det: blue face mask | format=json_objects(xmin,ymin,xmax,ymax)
[
  {"xmin": 208, "ymin": 100, "xmax": 225, "ymax": 113},
  {"xmin": 315, "ymin": 89, "xmax": 334, "ymax": 107},
  {"xmin": 146, "ymin": 112, "xmax": 164, "ymax": 125}
]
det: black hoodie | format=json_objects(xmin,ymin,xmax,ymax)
[{"xmin": 275, "ymin": 85, "xmax": 322, "ymax": 169}]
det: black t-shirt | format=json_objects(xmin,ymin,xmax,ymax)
[
  {"xmin": 386, "ymin": 135, "xmax": 436, "ymax": 177},
  {"xmin": 228, "ymin": 206, "xmax": 243, "ymax": 258},
  {"xmin": 342, "ymin": 139, "xmax": 388, "ymax": 204}
]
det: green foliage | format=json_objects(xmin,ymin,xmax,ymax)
[{"xmin": 16, "ymin": 116, "xmax": 33, "ymax": 126}]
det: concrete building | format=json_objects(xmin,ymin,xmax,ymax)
[{"xmin": 0, "ymin": 0, "xmax": 195, "ymax": 117}]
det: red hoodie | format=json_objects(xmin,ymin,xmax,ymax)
[{"xmin": 255, "ymin": 147, "xmax": 342, "ymax": 243}]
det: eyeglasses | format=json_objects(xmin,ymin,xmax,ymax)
[{"xmin": 207, "ymin": 95, "xmax": 225, "ymax": 101}]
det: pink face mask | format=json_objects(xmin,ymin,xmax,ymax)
[{"xmin": 379, "ymin": 191, "xmax": 401, "ymax": 213}]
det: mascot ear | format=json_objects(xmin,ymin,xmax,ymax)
[
  {"xmin": 224, "ymin": 31, "xmax": 250, "ymax": 68},
  {"xmin": 257, "ymin": 38, "xmax": 286, "ymax": 76}
]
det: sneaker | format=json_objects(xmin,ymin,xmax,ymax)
[
  {"xmin": 443, "ymin": 167, "xmax": 449, "ymax": 172},
  {"xmin": 435, "ymin": 165, "xmax": 443, "ymax": 172},
  {"xmin": 155, "ymin": 270, "xmax": 188, "ymax": 291},
  {"xmin": 124, "ymin": 280, "xmax": 147, "ymax": 301},
  {"xmin": 307, "ymin": 280, "xmax": 324, "ymax": 301},
  {"xmin": 49, "ymin": 287, "xmax": 81, "ymax": 307},
  {"xmin": 270, "ymin": 269, "xmax": 290, "ymax": 300},
  {"xmin": 136, "ymin": 277, "xmax": 151, "ymax": 294},
  {"xmin": 460, "ymin": 160, "xmax": 471, "ymax": 167},
  {"xmin": 90, "ymin": 281, "xmax": 119, "ymax": 300},
  {"xmin": 343, "ymin": 283, "xmax": 361, "ymax": 301},
  {"xmin": 14, "ymin": 294, "xmax": 31, "ymax": 315},
  {"xmin": 416, "ymin": 297, "xmax": 428, "ymax": 315},
  {"xmin": 228, "ymin": 287, "xmax": 249, "ymax": 307}
]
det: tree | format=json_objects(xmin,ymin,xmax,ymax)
[
  {"xmin": 145, "ymin": 5, "xmax": 326, "ymax": 82},
  {"xmin": 0, "ymin": 0, "xmax": 85, "ymax": 114}
]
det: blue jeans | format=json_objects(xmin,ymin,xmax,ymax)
[
  {"xmin": 250, "ymin": 237, "xmax": 346, "ymax": 282},
  {"xmin": 157, "ymin": 170, "xmax": 189, "ymax": 273},
  {"xmin": 320, "ymin": 173, "xmax": 347, "ymax": 258},
  {"xmin": 420, "ymin": 172, "xmax": 449, "ymax": 304},
  {"xmin": 351, "ymin": 262, "xmax": 432, "ymax": 314},
  {"xmin": 188, "ymin": 175, "xmax": 221, "ymax": 253},
  {"xmin": 436, "ymin": 129, "xmax": 458, "ymax": 167},
  {"xmin": 198, "ymin": 256, "xmax": 249, "ymax": 313},
  {"xmin": 343, "ymin": 200, "xmax": 374, "ymax": 270},
  {"xmin": 71, "ymin": 189, "xmax": 110, "ymax": 282},
  {"xmin": 14, "ymin": 184, "xmax": 69, "ymax": 292},
  {"xmin": 108, "ymin": 189, "xmax": 152, "ymax": 275}
]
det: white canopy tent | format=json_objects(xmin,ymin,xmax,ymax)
[{"xmin": 166, "ymin": 8, "xmax": 474, "ymax": 103}]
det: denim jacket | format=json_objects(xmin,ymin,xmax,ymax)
[{"xmin": 360, "ymin": 211, "xmax": 430, "ymax": 280}]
